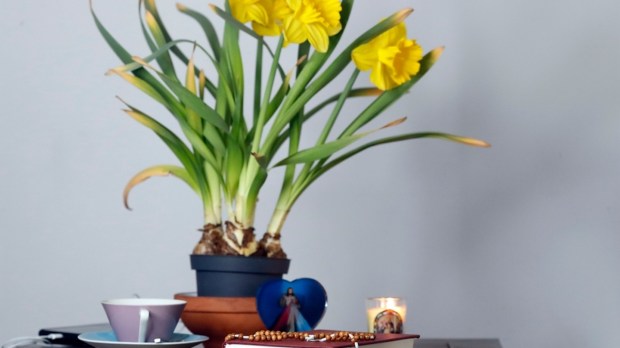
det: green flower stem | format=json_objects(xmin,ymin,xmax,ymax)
[
  {"xmin": 253, "ymin": 39, "xmax": 264, "ymax": 124},
  {"xmin": 260, "ymin": 8, "xmax": 412, "ymax": 160},
  {"xmin": 233, "ymin": 37, "xmax": 284, "ymax": 227},
  {"xmin": 268, "ymin": 113, "xmax": 301, "ymax": 236},
  {"xmin": 266, "ymin": 205, "xmax": 290, "ymax": 237},
  {"xmin": 264, "ymin": 0, "xmax": 353, "ymax": 129},
  {"xmin": 251, "ymin": 36, "xmax": 284, "ymax": 154},
  {"xmin": 316, "ymin": 69, "xmax": 360, "ymax": 147},
  {"xmin": 290, "ymin": 69, "xmax": 360, "ymax": 211},
  {"xmin": 347, "ymin": 48, "xmax": 445, "ymax": 138},
  {"xmin": 307, "ymin": 69, "xmax": 359, "ymax": 173},
  {"xmin": 202, "ymin": 187, "xmax": 219, "ymax": 225},
  {"xmin": 204, "ymin": 162, "xmax": 222, "ymax": 225},
  {"xmin": 267, "ymin": 69, "xmax": 359, "ymax": 237},
  {"xmin": 271, "ymin": 44, "xmax": 308, "ymax": 233},
  {"xmin": 263, "ymin": 11, "xmax": 410, "ymax": 236}
]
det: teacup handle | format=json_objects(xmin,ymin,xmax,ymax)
[{"xmin": 138, "ymin": 308, "xmax": 150, "ymax": 343}]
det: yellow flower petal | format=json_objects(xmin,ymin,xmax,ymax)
[
  {"xmin": 247, "ymin": 3, "xmax": 270, "ymax": 25},
  {"xmin": 396, "ymin": 39, "xmax": 423, "ymax": 76},
  {"xmin": 282, "ymin": 16, "xmax": 306, "ymax": 46},
  {"xmin": 352, "ymin": 42, "xmax": 379, "ymax": 71},
  {"xmin": 305, "ymin": 23, "xmax": 329, "ymax": 53},
  {"xmin": 370, "ymin": 61, "xmax": 397, "ymax": 91},
  {"xmin": 385, "ymin": 22, "xmax": 407, "ymax": 46},
  {"xmin": 231, "ymin": 0, "xmax": 291, "ymax": 37},
  {"xmin": 351, "ymin": 22, "xmax": 423, "ymax": 90},
  {"xmin": 274, "ymin": 0, "xmax": 293, "ymax": 19},
  {"xmin": 230, "ymin": 0, "xmax": 262, "ymax": 23},
  {"xmin": 253, "ymin": 21, "xmax": 281, "ymax": 36},
  {"xmin": 281, "ymin": 0, "xmax": 342, "ymax": 51}
]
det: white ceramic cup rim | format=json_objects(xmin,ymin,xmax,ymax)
[{"xmin": 102, "ymin": 298, "xmax": 186, "ymax": 306}]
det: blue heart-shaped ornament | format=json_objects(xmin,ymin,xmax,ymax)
[{"xmin": 256, "ymin": 278, "xmax": 327, "ymax": 331}]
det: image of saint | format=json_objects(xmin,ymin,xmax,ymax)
[
  {"xmin": 373, "ymin": 309, "xmax": 403, "ymax": 333},
  {"xmin": 273, "ymin": 287, "xmax": 311, "ymax": 332}
]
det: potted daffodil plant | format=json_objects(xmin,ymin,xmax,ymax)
[{"xmin": 91, "ymin": 0, "xmax": 489, "ymax": 298}]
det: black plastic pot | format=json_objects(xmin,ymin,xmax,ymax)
[{"xmin": 190, "ymin": 255, "xmax": 290, "ymax": 297}]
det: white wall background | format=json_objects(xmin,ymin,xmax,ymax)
[{"xmin": 1, "ymin": 1, "xmax": 619, "ymax": 347}]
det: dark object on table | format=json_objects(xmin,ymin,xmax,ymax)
[
  {"xmin": 38, "ymin": 323, "xmax": 111, "ymax": 347},
  {"xmin": 416, "ymin": 338, "xmax": 502, "ymax": 348}
]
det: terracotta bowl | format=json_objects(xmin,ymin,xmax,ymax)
[{"xmin": 174, "ymin": 293, "xmax": 266, "ymax": 348}]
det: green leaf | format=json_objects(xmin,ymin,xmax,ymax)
[
  {"xmin": 185, "ymin": 53, "xmax": 203, "ymax": 133},
  {"xmin": 304, "ymin": 87, "xmax": 381, "ymax": 120},
  {"xmin": 268, "ymin": 56, "xmax": 300, "ymax": 122},
  {"xmin": 109, "ymin": 39, "xmax": 192, "ymax": 74},
  {"xmin": 120, "ymin": 105, "xmax": 204, "ymax": 194},
  {"xmin": 107, "ymin": 70, "xmax": 168, "ymax": 106},
  {"xmin": 252, "ymin": 152, "xmax": 269, "ymax": 170},
  {"xmin": 144, "ymin": 10, "xmax": 177, "ymax": 80},
  {"xmin": 248, "ymin": 50, "xmax": 296, "ymax": 140},
  {"xmin": 91, "ymin": 2, "xmax": 188, "ymax": 114},
  {"xmin": 142, "ymin": 1, "xmax": 219, "ymax": 97},
  {"xmin": 209, "ymin": 4, "xmax": 261, "ymax": 39},
  {"xmin": 309, "ymin": 131, "xmax": 490, "ymax": 186},
  {"xmin": 274, "ymin": 118, "xmax": 406, "ymax": 166},
  {"xmin": 300, "ymin": 7, "xmax": 414, "ymax": 108},
  {"xmin": 280, "ymin": 112, "xmax": 301, "ymax": 193},
  {"xmin": 203, "ymin": 123, "xmax": 226, "ymax": 155},
  {"xmin": 177, "ymin": 3, "xmax": 221, "ymax": 61},
  {"xmin": 244, "ymin": 162, "xmax": 268, "ymax": 222},
  {"xmin": 90, "ymin": 2, "xmax": 132, "ymax": 63},
  {"xmin": 268, "ymin": 0, "xmax": 353, "ymax": 112},
  {"xmin": 124, "ymin": 107, "xmax": 188, "ymax": 149},
  {"xmin": 224, "ymin": 136, "xmax": 245, "ymax": 199},
  {"xmin": 143, "ymin": 0, "xmax": 191, "ymax": 70},
  {"xmin": 123, "ymin": 103, "xmax": 223, "ymax": 179},
  {"xmin": 135, "ymin": 59, "xmax": 228, "ymax": 132},
  {"xmin": 123, "ymin": 165, "xmax": 197, "ymax": 210},
  {"xmin": 108, "ymin": 36, "xmax": 220, "ymax": 99},
  {"xmin": 269, "ymin": 87, "xmax": 382, "ymax": 157},
  {"xmin": 138, "ymin": 1, "xmax": 160, "ymax": 59},
  {"xmin": 209, "ymin": 4, "xmax": 285, "ymax": 79},
  {"xmin": 292, "ymin": 69, "xmax": 360, "ymax": 185},
  {"xmin": 341, "ymin": 47, "xmax": 444, "ymax": 137},
  {"xmin": 263, "ymin": 4, "xmax": 411, "ymax": 154},
  {"xmin": 222, "ymin": 14, "xmax": 244, "ymax": 97},
  {"xmin": 253, "ymin": 39, "xmax": 264, "ymax": 125},
  {"xmin": 251, "ymin": 37, "xmax": 284, "ymax": 154},
  {"xmin": 109, "ymin": 70, "xmax": 195, "ymax": 139},
  {"xmin": 315, "ymin": 69, "xmax": 360, "ymax": 147}
]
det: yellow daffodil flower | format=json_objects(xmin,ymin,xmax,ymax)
[
  {"xmin": 280, "ymin": 0, "xmax": 342, "ymax": 53},
  {"xmin": 230, "ymin": 0, "xmax": 291, "ymax": 36},
  {"xmin": 230, "ymin": 0, "xmax": 342, "ymax": 52},
  {"xmin": 352, "ymin": 22, "xmax": 423, "ymax": 90},
  {"xmin": 229, "ymin": 0, "xmax": 267, "ymax": 25}
]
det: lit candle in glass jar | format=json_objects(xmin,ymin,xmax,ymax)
[{"xmin": 366, "ymin": 297, "xmax": 407, "ymax": 333}]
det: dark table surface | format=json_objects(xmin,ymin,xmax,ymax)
[{"xmin": 416, "ymin": 338, "xmax": 502, "ymax": 348}]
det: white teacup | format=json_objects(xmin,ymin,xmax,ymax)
[{"xmin": 102, "ymin": 298, "xmax": 186, "ymax": 342}]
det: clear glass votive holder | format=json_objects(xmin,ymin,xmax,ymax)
[{"xmin": 366, "ymin": 297, "xmax": 407, "ymax": 334}]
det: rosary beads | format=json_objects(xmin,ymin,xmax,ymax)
[{"xmin": 225, "ymin": 331, "xmax": 376, "ymax": 343}]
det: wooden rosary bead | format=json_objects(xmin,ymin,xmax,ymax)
[{"xmin": 224, "ymin": 330, "xmax": 377, "ymax": 343}]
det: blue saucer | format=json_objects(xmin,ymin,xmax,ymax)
[{"xmin": 78, "ymin": 331, "xmax": 208, "ymax": 348}]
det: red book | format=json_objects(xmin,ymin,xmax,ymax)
[{"xmin": 223, "ymin": 331, "xmax": 420, "ymax": 348}]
